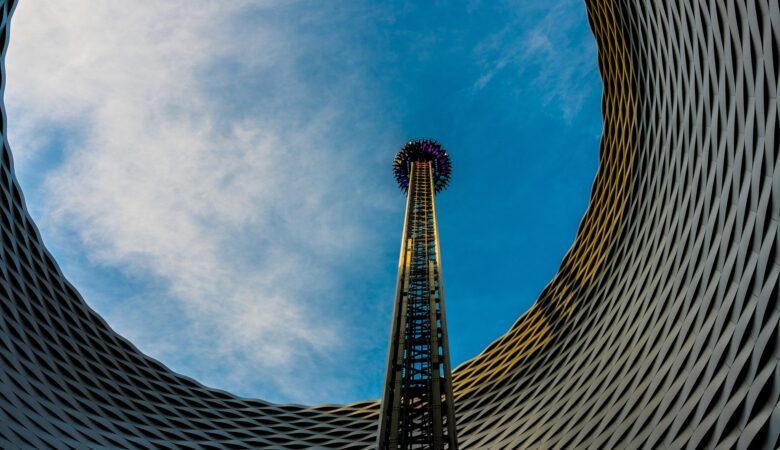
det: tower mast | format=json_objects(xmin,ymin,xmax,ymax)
[{"xmin": 378, "ymin": 140, "xmax": 457, "ymax": 449}]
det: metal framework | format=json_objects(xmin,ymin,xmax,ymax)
[{"xmin": 378, "ymin": 140, "xmax": 457, "ymax": 449}]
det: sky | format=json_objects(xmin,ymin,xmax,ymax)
[{"xmin": 4, "ymin": 0, "xmax": 601, "ymax": 405}]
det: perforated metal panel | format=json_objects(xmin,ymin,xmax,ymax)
[{"xmin": 0, "ymin": 0, "xmax": 778, "ymax": 448}]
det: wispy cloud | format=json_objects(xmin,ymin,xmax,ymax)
[
  {"xmin": 472, "ymin": 0, "xmax": 596, "ymax": 120},
  {"xmin": 5, "ymin": 1, "xmax": 396, "ymax": 403}
]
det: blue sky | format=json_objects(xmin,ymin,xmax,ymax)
[{"xmin": 5, "ymin": 0, "xmax": 600, "ymax": 404}]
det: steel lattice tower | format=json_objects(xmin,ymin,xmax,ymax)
[{"xmin": 378, "ymin": 140, "xmax": 457, "ymax": 449}]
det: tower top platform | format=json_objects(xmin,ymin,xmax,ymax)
[{"xmin": 393, "ymin": 139, "xmax": 451, "ymax": 193}]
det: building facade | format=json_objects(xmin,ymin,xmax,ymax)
[{"xmin": 0, "ymin": 0, "xmax": 778, "ymax": 448}]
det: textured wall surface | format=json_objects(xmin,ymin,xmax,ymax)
[{"xmin": 0, "ymin": 0, "xmax": 778, "ymax": 448}]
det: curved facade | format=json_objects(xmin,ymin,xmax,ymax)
[{"xmin": 0, "ymin": 0, "xmax": 778, "ymax": 448}]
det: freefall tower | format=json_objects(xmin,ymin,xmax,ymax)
[{"xmin": 378, "ymin": 140, "xmax": 457, "ymax": 449}]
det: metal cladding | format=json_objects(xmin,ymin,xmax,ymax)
[
  {"xmin": 0, "ymin": 0, "xmax": 778, "ymax": 449},
  {"xmin": 393, "ymin": 140, "xmax": 451, "ymax": 193},
  {"xmin": 378, "ymin": 159, "xmax": 458, "ymax": 449}
]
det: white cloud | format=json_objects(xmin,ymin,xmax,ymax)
[
  {"xmin": 5, "ymin": 0, "xmax": 393, "ymax": 403},
  {"xmin": 472, "ymin": 0, "xmax": 596, "ymax": 120}
]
